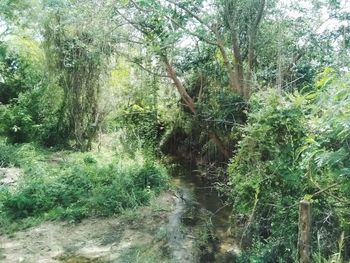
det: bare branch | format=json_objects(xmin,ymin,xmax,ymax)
[
  {"xmin": 129, "ymin": 0, "xmax": 152, "ymax": 13},
  {"xmin": 311, "ymin": 183, "xmax": 339, "ymax": 198},
  {"xmin": 115, "ymin": 9, "xmax": 150, "ymax": 36}
]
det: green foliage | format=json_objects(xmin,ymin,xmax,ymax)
[
  {"xmin": 117, "ymin": 104, "xmax": 160, "ymax": 149},
  {"xmin": 0, "ymin": 147, "xmax": 169, "ymax": 231},
  {"xmin": 0, "ymin": 89, "xmax": 59, "ymax": 146},
  {"xmin": 197, "ymin": 88, "xmax": 246, "ymax": 131},
  {"xmin": 0, "ymin": 139, "xmax": 19, "ymax": 167},
  {"xmin": 301, "ymin": 72, "xmax": 350, "ymax": 257},
  {"xmin": 0, "ymin": 95, "xmax": 36, "ymax": 143},
  {"xmin": 0, "ymin": 39, "xmax": 44, "ymax": 104},
  {"xmin": 0, "ymin": 38, "xmax": 60, "ymax": 144},
  {"xmin": 1, "ymin": 0, "xmax": 349, "ymax": 261},
  {"xmin": 229, "ymin": 89, "xmax": 306, "ymax": 262},
  {"xmin": 0, "ymin": 139, "xmax": 45, "ymax": 167},
  {"xmin": 111, "ymin": 72, "xmax": 162, "ymax": 151},
  {"xmin": 0, "ymin": 0, "xmax": 35, "ymax": 22},
  {"xmin": 42, "ymin": 1, "xmax": 117, "ymax": 150},
  {"xmin": 229, "ymin": 71, "xmax": 350, "ymax": 261}
]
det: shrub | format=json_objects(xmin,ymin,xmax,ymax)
[
  {"xmin": 0, "ymin": 152, "xmax": 169, "ymax": 227},
  {"xmin": 0, "ymin": 140, "xmax": 19, "ymax": 167},
  {"xmin": 229, "ymin": 73, "xmax": 350, "ymax": 261},
  {"xmin": 228, "ymin": 89, "xmax": 307, "ymax": 262},
  {"xmin": 0, "ymin": 140, "xmax": 46, "ymax": 167},
  {"xmin": 300, "ymin": 71, "xmax": 350, "ymax": 258}
]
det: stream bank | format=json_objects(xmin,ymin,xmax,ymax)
[
  {"xmin": 0, "ymin": 161, "xmax": 239, "ymax": 262},
  {"xmin": 0, "ymin": 191, "xmax": 185, "ymax": 263}
]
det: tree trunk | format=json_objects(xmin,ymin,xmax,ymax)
[
  {"xmin": 164, "ymin": 56, "xmax": 196, "ymax": 114},
  {"xmin": 231, "ymin": 31, "xmax": 245, "ymax": 98},
  {"xmin": 246, "ymin": 0, "xmax": 266, "ymax": 98},
  {"xmin": 163, "ymin": 55, "xmax": 231, "ymax": 159},
  {"xmin": 208, "ymin": 129, "xmax": 230, "ymax": 159}
]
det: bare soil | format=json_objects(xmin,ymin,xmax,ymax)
[
  {"xmin": 0, "ymin": 168, "xmax": 22, "ymax": 188},
  {"xmin": 0, "ymin": 191, "xmax": 197, "ymax": 263}
]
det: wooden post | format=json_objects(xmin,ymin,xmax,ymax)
[{"xmin": 298, "ymin": 199, "xmax": 311, "ymax": 263}]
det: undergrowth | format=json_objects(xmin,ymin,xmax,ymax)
[
  {"xmin": 229, "ymin": 70, "xmax": 350, "ymax": 262},
  {"xmin": 0, "ymin": 141, "xmax": 169, "ymax": 234}
]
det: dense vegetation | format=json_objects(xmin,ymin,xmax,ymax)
[
  {"xmin": 0, "ymin": 139, "xmax": 168, "ymax": 233},
  {"xmin": 0, "ymin": 0, "xmax": 349, "ymax": 262},
  {"xmin": 229, "ymin": 71, "xmax": 350, "ymax": 261}
]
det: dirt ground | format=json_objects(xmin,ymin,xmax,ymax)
[
  {"xmin": 0, "ymin": 191, "xmax": 197, "ymax": 263},
  {"xmin": 0, "ymin": 168, "xmax": 21, "ymax": 188},
  {"xmin": 0, "ymin": 162, "xmax": 238, "ymax": 263}
]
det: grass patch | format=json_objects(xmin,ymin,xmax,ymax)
[
  {"xmin": 0, "ymin": 138, "xmax": 50, "ymax": 168},
  {"xmin": 0, "ymin": 139, "xmax": 20, "ymax": 167},
  {"xmin": 0, "ymin": 142, "xmax": 169, "ymax": 234}
]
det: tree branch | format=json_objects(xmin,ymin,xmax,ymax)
[
  {"xmin": 163, "ymin": 55, "xmax": 196, "ymax": 113},
  {"xmin": 164, "ymin": 13, "xmax": 218, "ymax": 46},
  {"xmin": 164, "ymin": 0, "xmax": 215, "ymax": 34},
  {"xmin": 132, "ymin": 60, "xmax": 169, "ymax": 78}
]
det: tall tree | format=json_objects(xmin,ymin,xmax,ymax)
[
  {"xmin": 117, "ymin": 0, "xmax": 233, "ymax": 158},
  {"xmin": 43, "ymin": 0, "xmax": 117, "ymax": 150}
]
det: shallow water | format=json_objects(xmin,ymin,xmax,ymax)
[{"xmin": 170, "ymin": 162, "xmax": 239, "ymax": 262}]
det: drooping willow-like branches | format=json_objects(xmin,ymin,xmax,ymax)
[{"xmin": 43, "ymin": 6, "xmax": 115, "ymax": 150}]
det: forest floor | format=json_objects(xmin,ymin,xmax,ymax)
[{"xmin": 0, "ymin": 188, "xmax": 198, "ymax": 263}]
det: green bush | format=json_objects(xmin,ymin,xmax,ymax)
[
  {"xmin": 300, "ymin": 71, "xmax": 350, "ymax": 258},
  {"xmin": 0, "ymin": 140, "xmax": 19, "ymax": 167},
  {"xmin": 228, "ymin": 89, "xmax": 306, "ymax": 262},
  {"xmin": 0, "ymin": 41, "xmax": 43, "ymax": 105},
  {"xmin": 116, "ymin": 104, "xmax": 160, "ymax": 150},
  {"xmin": 0, "ymin": 153, "xmax": 169, "ymax": 227},
  {"xmin": 0, "ymin": 140, "xmax": 47, "ymax": 167},
  {"xmin": 229, "ymin": 72, "xmax": 350, "ymax": 261},
  {"xmin": 0, "ymin": 102, "xmax": 35, "ymax": 143},
  {"xmin": 0, "ymin": 40, "xmax": 53, "ymax": 144}
]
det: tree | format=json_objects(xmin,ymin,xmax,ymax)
[
  {"xmin": 43, "ymin": 0, "xmax": 117, "ymax": 150},
  {"xmin": 136, "ymin": 0, "xmax": 267, "ymax": 99}
]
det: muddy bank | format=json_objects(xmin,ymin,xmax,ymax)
[
  {"xmin": 0, "ymin": 162, "xmax": 239, "ymax": 263},
  {"xmin": 0, "ymin": 190, "xmax": 202, "ymax": 263}
]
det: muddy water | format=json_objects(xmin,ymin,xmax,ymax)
[{"xmin": 170, "ymin": 162, "xmax": 240, "ymax": 262}]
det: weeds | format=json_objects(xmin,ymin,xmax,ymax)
[
  {"xmin": 0, "ymin": 140, "xmax": 19, "ymax": 167},
  {"xmin": 0, "ymin": 144, "xmax": 169, "ymax": 234}
]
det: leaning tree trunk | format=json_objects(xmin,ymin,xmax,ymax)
[{"xmin": 163, "ymin": 55, "xmax": 231, "ymax": 159}]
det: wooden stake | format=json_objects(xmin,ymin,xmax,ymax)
[{"xmin": 298, "ymin": 199, "xmax": 311, "ymax": 263}]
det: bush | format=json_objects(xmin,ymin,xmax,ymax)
[
  {"xmin": 228, "ymin": 72, "xmax": 350, "ymax": 261},
  {"xmin": 0, "ymin": 140, "xmax": 19, "ymax": 167},
  {"xmin": 0, "ymin": 152, "xmax": 169, "ymax": 227},
  {"xmin": 300, "ymin": 71, "xmax": 350, "ymax": 258},
  {"xmin": 0, "ymin": 140, "xmax": 46, "ymax": 167},
  {"xmin": 228, "ymin": 89, "xmax": 306, "ymax": 262},
  {"xmin": 116, "ymin": 104, "xmax": 160, "ymax": 151}
]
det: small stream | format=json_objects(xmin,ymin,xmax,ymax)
[{"xmin": 169, "ymin": 161, "xmax": 240, "ymax": 262}]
